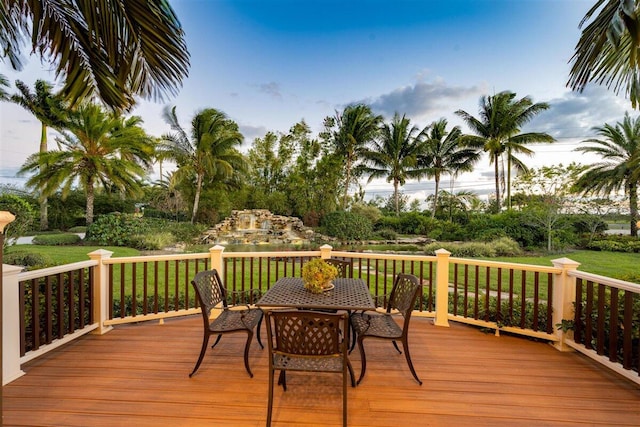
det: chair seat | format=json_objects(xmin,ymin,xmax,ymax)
[
  {"xmin": 351, "ymin": 313, "xmax": 402, "ymax": 339},
  {"xmin": 210, "ymin": 308, "xmax": 263, "ymax": 333},
  {"xmin": 273, "ymin": 353, "xmax": 344, "ymax": 373}
]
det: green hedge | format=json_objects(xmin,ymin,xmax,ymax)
[{"xmin": 32, "ymin": 233, "xmax": 81, "ymax": 246}]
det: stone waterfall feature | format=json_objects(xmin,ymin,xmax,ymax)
[{"xmin": 201, "ymin": 209, "xmax": 314, "ymax": 245}]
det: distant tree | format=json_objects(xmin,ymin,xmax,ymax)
[
  {"xmin": 568, "ymin": 1, "xmax": 640, "ymax": 108},
  {"xmin": 159, "ymin": 107, "xmax": 244, "ymax": 224},
  {"xmin": 18, "ymin": 103, "xmax": 154, "ymax": 225},
  {"xmin": 573, "ymin": 113, "xmax": 640, "ymax": 236},
  {"xmin": 11, "ymin": 80, "xmax": 67, "ymax": 230},
  {"xmin": 419, "ymin": 118, "xmax": 480, "ymax": 218},
  {"xmin": 456, "ymin": 91, "xmax": 553, "ymax": 211},
  {"xmin": 331, "ymin": 104, "xmax": 383, "ymax": 209},
  {"xmin": 1, "ymin": 0, "xmax": 189, "ymax": 111},
  {"xmin": 359, "ymin": 114, "xmax": 429, "ymax": 216}
]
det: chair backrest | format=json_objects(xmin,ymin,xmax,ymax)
[
  {"xmin": 191, "ymin": 269, "xmax": 228, "ymax": 319},
  {"xmin": 388, "ymin": 274, "xmax": 422, "ymax": 321},
  {"xmin": 325, "ymin": 258, "xmax": 352, "ymax": 279},
  {"xmin": 266, "ymin": 310, "xmax": 348, "ymax": 358}
]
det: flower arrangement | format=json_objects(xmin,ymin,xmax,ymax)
[{"xmin": 301, "ymin": 258, "xmax": 338, "ymax": 293}]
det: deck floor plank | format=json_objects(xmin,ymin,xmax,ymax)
[{"xmin": 4, "ymin": 316, "xmax": 640, "ymax": 426}]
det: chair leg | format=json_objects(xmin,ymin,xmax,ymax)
[
  {"xmin": 401, "ymin": 339, "xmax": 422, "ymax": 385},
  {"xmin": 256, "ymin": 314, "xmax": 264, "ymax": 349},
  {"xmin": 267, "ymin": 366, "xmax": 275, "ymax": 426},
  {"xmin": 278, "ymin": 370, "xmax": 287, "ymax": 391},
  {"xmin": 392, "ymin": 340, "xmax": 402, "ymax": 354},
  {"xmin": 243, "ymin": 330, "xmax": 254, "ymax": 378},
  {"xmin": 356, "ymin": 337, "xmax": 367, "ymax": 385},
  {"xmin": 342, "ymin": 363, "xmax": 348, "ymax": 427},
  {"xmin": 211, "ymin": 334, "xmax": 222, "ymax": 348},
  {"xmin": 347, "ymin": 359, "xmax": 356, "ymax": 387},
  {"xmin": 189, "ymin": 333, "xmax": 210, "ymax": 377}
]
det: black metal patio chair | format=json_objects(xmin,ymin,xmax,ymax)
[
  {"xmin": 189, "ymin": 269, "xmax": 263, "ymax": 378},
  {"xmin": 350, "ymin": 273, "xmax": 423, "ymax": 385},
  {"xmin": 265, "ymin": 309, "xmax": 355, "ymax": 427}
]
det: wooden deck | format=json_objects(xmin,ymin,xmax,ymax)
[{"xmin": 4, "ymin": 316, "xmax": 640, "ymax": 426}]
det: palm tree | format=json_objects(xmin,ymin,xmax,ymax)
[
  {"xmin": 159, "ymin": 107, "xmax": 244, "ymax": 224},
  {"xmin": 456, "ymin": 91, "xmax": 553, "ymax": 211},
  {"xmin": 1, "ymin": 0, "xmax": 189, "ymax": 111},
  {"xmin": 574, "ymin": 113, "xmax": 640, "ymax": 237},
  {"xmin": 18, "ymin": 103, "xmax": 154, "ymax": 225},
  {"xmin": 568, "ymin": 1, "xmax": 640, "ymax": 108},
  {"xmin": 11, "ymin": 80, "xmax": 67, "ymax": 230},
  {"xmin": 419, "ymin": 118, "xmax": 481, "ymax": 218},
  {"xmin": 0, "ymin": 73, "xmax": 8, "ymax": 99},
  {"xmin": 332, "ymin": 104, "xmax": 383, "ymax": 209},
  {"xmin": 359, "ymin": 114, "xmax": 429, "ymax": 216}
]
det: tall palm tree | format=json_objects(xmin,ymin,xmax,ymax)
[
  {"xmin": 574, "ymin": 113, "xmax": 640, "ymax": 237},
  {"xmin": 359, "ymin": 114, "xmax": 429, "ymax": 216},
  {"xmin": 332, "ymin": 104, "xmax": 383, "ymax": 209},
  {"xmin": 568, "ymin": 1, "xmax": 640, "ymax": 108},
  {"xmin": 18, "ymin": 103, "xmax": 154, "ymax": 225},
  {"xmin": 11, "ymin": 80, "xmax": 67, "ymax": 230},
  {"xmin": 159, "ymin": 107, "xmax": 244, "ymax": 224},
  {"xmin": 456, "ymin": 91, "xmax": 553, "ymax": 211},
  {"xmin": 420, "ymin": 118, "xmax": 481, "ymax": 218},
  {"xmin": 1, "ymin": 0, "xmax": 189, "ymax": 111}
]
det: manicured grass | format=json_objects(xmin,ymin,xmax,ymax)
[
  {"xmin": 485, "ymin": 250, "xmax": 640, "ymax": 281},
  {"xmin": 5, "ymin": 244, "xmax": 139, "ymax": 266}
]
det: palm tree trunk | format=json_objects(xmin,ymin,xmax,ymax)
[
  {"xmin": 191, "ymin": 174, "xmax": 203, "ymax": 224},
  {"xmin": 85, "ymin": 179, "xmax": 95, "ymax": 226},
  {"xmin": 394, "ymin": 180, "xmax": 400, "ymax": 216},
  {"xmin": 431, "ymin": 173, "xmax": 440, "ymax": 219},
  {"xmin": 506, "ymin": 148, "xmax": 512, "ymax": 211},
  {"xmin": 630, "ymin": 181, "xmax": 638, "ymax": 237},
  {"xmin": 343, "ymin": 156, "xmax": 352, "ymax": 210},
  {"xmin": 39, "ymin": 123, "xmax": 48, "ymax": 230},
  {"xmin": 494, "ymin": 154, "xmax": 501, "ymax": 211}
]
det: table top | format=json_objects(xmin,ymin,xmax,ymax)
[{"xmin": 256, "ymin": 277, "xmax": 375, "ymax": 311}]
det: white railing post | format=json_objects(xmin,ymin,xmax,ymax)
[
  {"xmin": 434, "ymin": 249, "xmax": 451, "ymax": 327},
  {"xmin": 88, "ymin": 249, "xmax": 114, "ymax": 335},
  {"xmin": 209, "ymin": 245, "xmax": 225, "ymax": 275},
  {"xmin": 3, "ymin": 264, "xmax": 25, "ymax": 384},
  {"xmin": 551, "ymin": 257, "xmax": 580, "ymax": 351},
  {"xmin": 319, "ymin": 244, "xmax": 333, "ymax": 259}
]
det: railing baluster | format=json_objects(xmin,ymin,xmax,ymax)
[
  {"xmin": 533, "ymin": 271, "xmax": 540, "ymax": 331},
  {"xmin": 609, "ymin": 287, "xmax": 619, "ymax": 362},
  {"xmin": 596, "ymin": 284, "xmax": 606, "ymax": 355},
  {"xmin": 622, "ymin": 291, "xmax": 633, "ymax": 369},
  {"xmin": 453, "ymin": 263, "xmax": 459, "ymax": 317},
  {"xmin": 44, "ymin": 276, "xmax": 52, "ymax": 344},
  {"xmin": 57, "ymin": 273, "xmax": 64, "ymax": 338},
  {"xmin": 584, "ymin": 280, "xmax": 594, "ymax": 350},
  {"xmin": 496, "ymin": 267, "xmax": 502, "ymax": 324},
  {"xmin": 131, "ymin": 263, "xmax": 137, "ymax": 317},
  {"xmin": 546, "ymin": 272, "xmax": 553, "ymax": 334},
  {"xmin": 574, "ymin": 278, "xmax": 583, "ymax": 345}
]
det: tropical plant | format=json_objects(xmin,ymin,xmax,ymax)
[
  {"xmin": 456, "ymin": 91, "xmax": 554, "ymax": 211},
  {"xmin": 10, "ymin": 79, "xmax": 67, "ymax": 230},
  {"xmin": 573, "ymin": 113, "xmax": 640, "ymax": 237},
  {"xmin": 0, "ymin": 0, "xmax": 189, "ymax": 111},
  {"xmin": 159, "ymin": 107, "xmax": 244, "ymax": 224},
  {"xmin": 568, "ymin": 0, "xmax": 640, "ymax": 108},
  {"xmin": 359, "ymin": 113, "xmax": 429, "ymax": 216},
  {"xmin": 419, "ymin": 118, "xmax": 480, "ymax": 218},
  {"xmin": 18, "ymin": 103, "xmax": 154, "ymax": 225},
  {"xmin": 331, "ymin": 104, "xmax": 383, "ymax": 209},
  {"xmin": 301, "ymin": 258, "xmax": 338, "ymax": 293}
]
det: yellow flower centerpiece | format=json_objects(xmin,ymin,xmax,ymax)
[{"xmin": 302, "ymin": 258, "xmax": 338, "ymax": 293}]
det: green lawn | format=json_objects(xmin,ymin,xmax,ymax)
[
  {"xmin": 5, "ymin": 244, "xmax": 139, "ymax": 265},
  {"xmin": 485, "ymin": 250, "xmax": 640, "ymax": 281},
  {"xmin": 6, "ymin": 244, "xmax": 638, "ymax": 282}
]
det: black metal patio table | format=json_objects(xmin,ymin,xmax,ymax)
[{"xmin": 256, "ymin": 277, "xmax": 375, "ymax": 311}]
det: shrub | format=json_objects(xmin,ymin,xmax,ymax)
[
  {"xmin": 32, "ymin": 233, "xmax": 81, "ymax": 246},
  {"xmin": 424, "ymin": 237, "xmax": 521, "ymax": 258},
  {"xmin": 128, "ymin": 232, "xmax": 176, "ymax": 250},
  {"xmin": 68, "ymin": 226, "xmax": 87, "ymax": 233},
  {"xmin": 85, "ymin": 213, "xmax": 150, "ymax": 247},
  {"xmin": 0, "ymin": 194, "xmax": 36, "ymax": 246},
  {"xmin": 321, "ymin": 211, "xmax": 372, "ymax": 241},
  {"xmin": 4, "ymin": 250, "xmax": 53, "ymax": 270},
  {"xmin": 376, "ymin": 228, "xmax": 398, "ymax": 240}
]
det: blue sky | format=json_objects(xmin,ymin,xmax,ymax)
[{"xmin": 0, "ymin": 0, "xmax": 631, "ymax": 201}]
